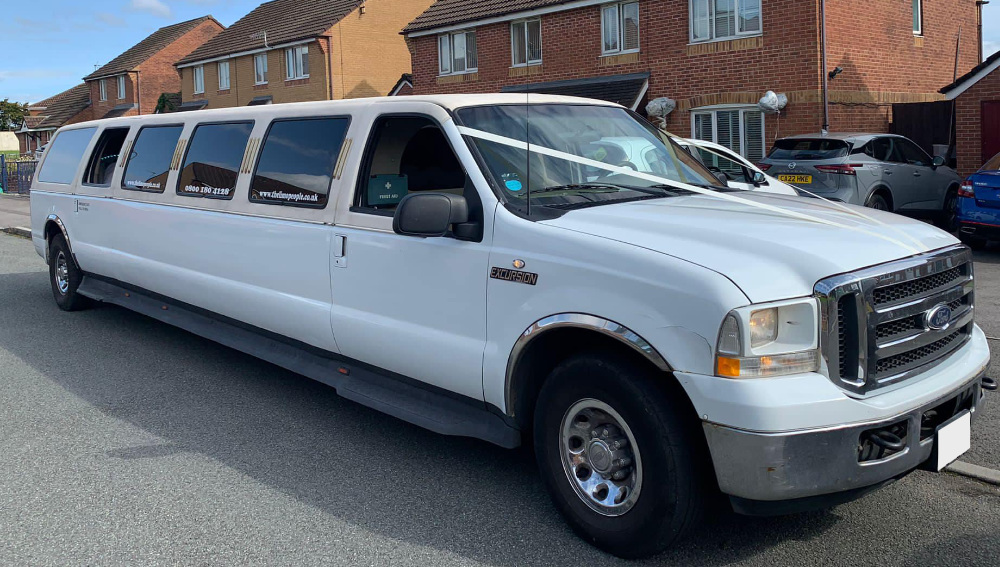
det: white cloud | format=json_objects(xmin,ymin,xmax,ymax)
[
  {"xmin": 129, "ymin": 0, "xmax": 172, "ymax": 18},
  {"xmin": 96, "ymin": 13, "xmax": 127, "ymax": 27}
]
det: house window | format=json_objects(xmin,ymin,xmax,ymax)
[
  {"xmin": 219, "ymin": 61, "xmax": 231, "ymax": 90},
  {"xmin": 193, "ymin": 66, "xmax": 205, "ymax": 94},
  {"xmin": 99, "ymin": 79, "xmax": 107, "ymax": 101},
  {"xmin": 117, "ymin": 75, "xmax": 126, "ymax": 99},
  {"xmin": 438, "ymin": 30, "xmax": 478, "ymax": 75},
  {"xmin": 691, "ymin": 107, "xmax": 765, "ymax": 167},
  {"xmin": 913, "ymin": 0, "xmax": 922, "ymax": 35},
  {"xmin": 254, "ymin": 53, "xmax": 268, "ymax": 84},
  {"xmin": 690, "ymin": 0, "xmax": 761, "ymax": 43},
  {"xmin": 601, "ymin": 2, "xmax": 639, "ymax": 55},
  {"xmin": 285, "ymin": 45, "xmax": 309, "ymax": 80},
  {"xmin": 512, "ymin": 19, "xmax": 542, "ymax": 67}
]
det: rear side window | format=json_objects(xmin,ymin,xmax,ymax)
[
  {"xmin": 37, "ymin": 128, "xmax": 97, "ymax": 184},
  {"xmin": 981, "ymin": 152, "xmax": 1000, "ymax": 172},
  {"xmin": 250, "ymin": 117, "xmax": 349, "ymax": 208},
  {"xmin": 768, "ymin": 139, "xmax": 849, "ymax": 161},
  {"xmin": 177, "ymin": 122, "xmax": 254, "ymax": 199},
  {"xmin": 83, "ymin": 128, "xmax": 130, "ymax": 186},
  {"xmin": 122, "ymin": 125, "xmax": 184, "ymax": 193}
]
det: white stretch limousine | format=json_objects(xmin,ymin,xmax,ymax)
[{"xmin": 31, "ymin": 95, "xmax": 993, "ymax": 558}]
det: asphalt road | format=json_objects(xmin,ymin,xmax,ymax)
[{"xmin": 0, "ymin": 233, "xmax": 998, "ymax": 566}]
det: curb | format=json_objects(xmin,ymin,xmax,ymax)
[
  {"xmin": 2, "ymin": 227, "xmax": 31, "ymax": 239},
  {"xmin": 946, "ymin": 461, "xmax": 1000, "ymax": 486}
]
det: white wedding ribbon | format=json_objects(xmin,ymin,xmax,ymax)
[{"xmin": 457, "ymin": 125, "xmax": 924, "ymax": 255}]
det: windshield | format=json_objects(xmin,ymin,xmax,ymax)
[
  {"xmin": 981, "ymin": 151, "xmax": 1000, "ymax": 172},
  {"xmin": 768, "ymin": 139, "xmax": 850, "ymax": 161},
  {"xmin": 456, "ymin": 104, "xmax": 722, "ymax": 210}
]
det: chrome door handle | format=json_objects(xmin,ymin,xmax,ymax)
[
  {"xmin": 913, "ymin": 172, "xmax": 921, "ymax": 176},
  {"xmin": 333, "ymin": 234, "xmax": 348, "ymax": 268}
]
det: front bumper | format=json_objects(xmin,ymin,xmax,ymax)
[{"xmin": 703, "ymin": 372, "xmax": 988, "ymax": 507}]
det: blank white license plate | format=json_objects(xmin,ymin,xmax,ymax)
[{"xmin": 935, "ymin": 411, "xmax": 971, "ymax": 471}]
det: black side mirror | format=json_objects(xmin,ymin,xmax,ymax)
[
  {"xmin": 393, "ymin": 193, "xmax": 469, "ymax": 238},
  {"xmin": 932, "ymin": 155, "xmax": 946, "ymax": 169},
  {"xmin": 713, "ymin": 170, "xmax": 730, "ymax": 187}
]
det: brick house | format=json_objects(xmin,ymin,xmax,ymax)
[
  {"xmin": 15, "ymin": 84, "xmax": 92, "ymax": 155},
  {"xmin": 941, "ymin": 49, "xmax": 1000, "ymax": 176},
  {"xmin": 174, "ymin": 0, "xmax": 435, "ymax": 110},
  {"xmin": 403, "ymin": 0, "xmax": 980, "ymax": 164},
  {"xmin": 83, "ymin": 16, "xmax": 224, "ymax": 120}
]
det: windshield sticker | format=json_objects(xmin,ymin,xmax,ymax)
[
  {"xmin": 456, "ymin": 125, "xmax": 923, "ymax": 255},
  {"xmin": 501, "ymin": 173, "xmax": 522, "ymax": 192},
  {"xmin": 491, "ymin": 267, "xmax": 538, "ymax": 286},
  {"xmin": 126, "ymin": 180, "xmax": 161, "ymax": 190}
]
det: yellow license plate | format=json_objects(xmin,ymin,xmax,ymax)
[{"xmin": 778, "ymin": 175, "xmax": 813, "ymax": 184}]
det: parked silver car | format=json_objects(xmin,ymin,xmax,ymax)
[{"xmin": 759, "ymin": 133, "xmax": 961, "ymax": 220}]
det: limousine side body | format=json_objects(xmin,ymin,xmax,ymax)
[{"xmin": 30, "ymin": 95, "xmax": 992, "ymax": 559}]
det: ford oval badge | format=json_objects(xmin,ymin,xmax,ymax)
[{"xmin": 925, "ymin": 304, "xmax": 952, "ymax": 331}]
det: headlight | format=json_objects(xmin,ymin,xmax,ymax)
[{"xmin": 715, "ymin": 298, "xmax": 820, "ymax": 378}]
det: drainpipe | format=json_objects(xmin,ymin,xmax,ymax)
[
  {"xmin": 977, "ymin": 1, "xmax": 990, "ymax": 62},
  {"xmin": 820, "ymin": 0, "xmax": 829, "ymax": 134},
  {"xmin": 132, "ymin": 70, "xmax": 142, "ymax": 115}
]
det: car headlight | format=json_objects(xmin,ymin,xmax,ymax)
[{"xmin": 715, "ymin": 298, "xmax": 821, "ymax": 378}]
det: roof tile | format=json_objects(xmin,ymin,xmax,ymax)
[
  {"xmin": 25, "ymin": 84, "xmax": 92, "ymax": 130},
  {"xmin": 403, "ymin": 0, "xmax": 575, "ymax": 34},
  {"xmin": 84, "ymin": 16, "xmax": 219, "ymax": 80}
]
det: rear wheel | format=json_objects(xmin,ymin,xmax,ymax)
[
  {"xmin": 48, "ymin": 235, "xmax": 90, "ymax": 311},
  {"xmin": 940, "ymin": 188, "xmax": 959, "ymax": 232},
  {"xmin": 533, "ymin": 353, "xmax": 709, "ymax": 559},
  {"xmin": 865, "ymin": 192, "xmax": 890, "ymax": 211}
]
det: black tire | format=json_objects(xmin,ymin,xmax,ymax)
[
  {"xmin": 865, "ymin": 192, "xmax": 890, "ymax": 211},
  {"xmin": 48, "ymin": 234, "xmax": 90, "ymax": 311},
  {"xmin": 940, "ymin": 188, "xmax": 959, "ymax": 232},
  {"xmin": 533, "ymin": 353, "xmax": 711, "ymax": 559}
]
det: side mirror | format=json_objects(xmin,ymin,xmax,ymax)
[
  {"xmin": 752, "ymin": 171, "xmax": 768, "ymax": 186},
  {"xmin": 932, "ymin": 155, "xmax": 946, "ymax": 168},
  {"xmin": 393, "ymin": 193, "xmax": 469, "ymax": 238},
  {"xmin": 712, "ymin": 170, "xmax": 730, "ymax": 187}
]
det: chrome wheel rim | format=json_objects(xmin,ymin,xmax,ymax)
[
  {"xmin": 559, "ymin": 399, "xmax": 642, "ymax": 516},
  {"xmin": 55, "ymin": 252, "xmax": 69, "ymax": 294}
]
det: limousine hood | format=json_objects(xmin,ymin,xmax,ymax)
[{"xmin": 542, "ymin": 193, "xmax": 960, "ymax": 303}]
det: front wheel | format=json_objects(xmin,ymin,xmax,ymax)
[
  {"xmin": 533, "ymin": 353, "xmax": 710, "ymax": 559},
  {"xmin": 48, "ymin": 235, "xmax": 90, "ymax": 311},
  {"xmin": 940, "ymin": 188, "xmax": 959, "ymax": 232}
]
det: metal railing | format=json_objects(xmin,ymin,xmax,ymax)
[{"xmin": 0, "ymin": 155, "xmax": 38, "ymax": 195}]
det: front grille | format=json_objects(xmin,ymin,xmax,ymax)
[
  {"xmin": 872, "ymin": 266, "xmax": 964, "ymax": 306},
  {"xmin": 816, "ymin": 246, "xmax": 974, "ymax": 395}
]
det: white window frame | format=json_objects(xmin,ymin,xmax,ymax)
[
  {"xmin": 254, "ymin": 53, "xmax": 268, "ymax": 85},
  {"xmin": 689, "ymin": 0, "xmax": 762, "ymax": 44},
  {"xmin": 690, "ymin": 106, "xmax": 765, "ymax": 162},
  {"xmin": 218, "ymin": 61, "xmax": 231, "ymax": 90},
  {"xmin": 511, "ymin": 18, "xmax": 542, "ymax": 67},
  {"xmin": 601, "ymin": 2, "xmax": 640, "ymax": 56},
  {"xmin": 193, "ymin": 65, "xmax": 205, "ymax": 94},
  {"xmin": 117, "ymin": 75, "xmax": 126, "ymax": 99},
  {"xmin": 99, "ymin": 79, "xmax": 107, "ymax": 101},
  {"xmin": 912, "ymin": 0, "xmax": 922, "ymax": 35},
  {"xmin": 285, "ymin": 45, "xmax": 309, "ymax": 80},
  {"xmin": 438, "ymin": 30, "xmax": 478, "ymax": 76}
]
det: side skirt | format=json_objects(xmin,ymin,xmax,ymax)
[{"xmin": 77, "ymin": 276, "xmax": 521, "ymax": 449}]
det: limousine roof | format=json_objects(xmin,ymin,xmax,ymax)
[{"xmin": 58, "ymin": 94, "xmax": 623, "ymax": 130}]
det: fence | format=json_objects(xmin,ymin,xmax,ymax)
[{"xmin": 0, "ymin": 155, "xmax": 37, "ymax": 195}]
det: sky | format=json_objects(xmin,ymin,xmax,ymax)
[{"xmin": 2, "ymin": 0, "xmax": 1000, "ymax": 105}]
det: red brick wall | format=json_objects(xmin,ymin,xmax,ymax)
[
  {"xmin": 88, "ymin": 75, "xmax": 138, "ymax": 120},
  {"xmin": 955, "ymin": 64, "xmax": 1000, "ymax": 176},
  {"xmin": 138, "ymin": 19, "xmax": 224, "ymax": 114},
  {"xmin": 409, "ymin": 0, "xmax": 978, "ymax": 146}
]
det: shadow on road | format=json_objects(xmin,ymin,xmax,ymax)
[{"xmin": 0, "ymin": 270, "xmax": 844, "ymax": 566}]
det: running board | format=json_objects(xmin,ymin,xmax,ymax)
[{"xmin": 77, "ymin": 277, "xmax": 521, "ymax": 449}]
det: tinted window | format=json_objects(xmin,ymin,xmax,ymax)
[
  {"xmin": 250, "ymin": 118, "xmax": 349, "ymax": 208},
  {"xmin": 981, "ymin": 151, "xmax": 1000, "ymax": 172},
  {"xmin": 83, "ymin": 128, "xmax": 129, "ymax": 186},
  {"xmin": 897, "ymin": 139, "xmax": 930, "ymax": 166},
  {"xmin": 122, "ymin": 126, "xmax": 183, "ymax": 193},
  {"xmin": 177, "ymin": 122, "xmax": 253, "ymax": 199},
  {"xmin": 768, "ymin": 139, "xmax": 849, "ymax": 160},
  {"xmin": 37, "ymin": 128, "xmax": 97, "ymax": 184}
]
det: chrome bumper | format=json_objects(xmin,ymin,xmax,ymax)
[{"xmin": 703, "ymin": 372, "xmax": 988, "ymax": 504}]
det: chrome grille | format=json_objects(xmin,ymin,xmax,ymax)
[{"xmin": 815, "ymin": 246, "xmax": 974, "ymax": 396}]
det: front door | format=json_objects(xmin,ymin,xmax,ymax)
[
  {"xmin": 330, "ymin": 104, "xmax": 495, "ymax": 401},
  {"xmin": 983, "ymin": 101, "xmax": 1000, "ymax": 167}
]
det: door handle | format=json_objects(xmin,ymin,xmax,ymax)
[
  {"xmin": 913, "ymin": 171, "xmax": 921, "ymax": 177},
  {"xmin": 333, "ymin": 234, "xmax": 347, "ymax": 268},
  {"xmin": 883, "ymin": 169, "xmax": 893, "ymax": 175}
]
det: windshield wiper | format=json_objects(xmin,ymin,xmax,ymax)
[{"xmin": 531, "ymin": 183, "xmax": 626, "ymax": 194}]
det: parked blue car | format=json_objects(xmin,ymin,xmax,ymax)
[{"xmin": 956, "ymin": 151, "xmax": 1000, "ymax": 249}]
